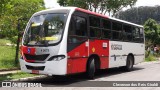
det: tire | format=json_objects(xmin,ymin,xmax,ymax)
[
  {"xmin": 51, "ymin": 75, "xmax": 62, "ymax": 79},
  {"xmin": 125, "ymin": 55, "xmax": 134, "ymax": 71},
  {"xmin": 86, "ymin": 57, "xmax": 95, "ymax": 79}
]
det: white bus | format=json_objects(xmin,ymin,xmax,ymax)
[{"xmin": 19, "ymin": 7, "xmax": 145, "ymax": 79}]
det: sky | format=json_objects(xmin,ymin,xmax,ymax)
[{"xmin": 44, "ymin": 0, "xmax": 160, "ymax": 9}]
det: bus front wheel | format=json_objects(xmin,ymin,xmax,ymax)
[
  {"xmin": 125, "ymin": 55, "xmax": 134, "ymax": 71},
  {"xmin": 86, "ymin": 57, "xmax": 95, "ymax": 79}
]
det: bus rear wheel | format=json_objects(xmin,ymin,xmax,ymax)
[
  {"xmin": 125, "ymin": 55, "xmax": 134, "ymax": 71},
  {"xmin": 86, "ymin": 57, "xmax": 95, "ymax": 79}
]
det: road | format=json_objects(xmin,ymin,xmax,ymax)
[{"xmin": 2, "ymin": 60, "xmax": 160, "ymax": 90}]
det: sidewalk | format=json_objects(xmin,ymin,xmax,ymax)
[{"xmin": 0, "ymin": 70, "xmax": 21, "ymax": 76}]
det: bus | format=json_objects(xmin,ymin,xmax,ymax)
[{"xmin": 19, "ymin": 7, "xmax": 145, "ymax": 79}]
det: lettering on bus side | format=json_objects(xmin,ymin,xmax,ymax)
[{"xmin": 111, "ymin": 44, "xmax": 122, "ymax": 50}]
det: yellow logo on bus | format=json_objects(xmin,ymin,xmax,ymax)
[
  {"xmin": 41, "ymin": 37, "xmax": 58, "ymax": 41},
  {"xmin": 92, "ymin": 47, "xmax": 95, "ymax": 52},
  {"xmin": 31, "ymin": 23, "xmax": 41, "ymax": 27}
]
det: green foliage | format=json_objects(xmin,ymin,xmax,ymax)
[
  {"xmin": 58, "ymin": 0, "xmax": 137, "ymax": 16},
  {"xmin": 106, "ymin": 0, "xmax": 137, "ymax": 16},
  {"xmin": 0, "ymin": 0, "xmax": 45, "ymax": 44},
  {"xmin": 144, "ymin": 18, "xmax": 160, "ymax": 45},
  {"xmin": 9, "ymin": 36, "xmax": 18, "ymax": 44},
  {"xmin": 145, "ymin": 54, "xmax": 156, "ymax": 62},
  {"xmin": 116, "ymin": 6, "xmax": 160, "ymax": 25},
  {"xmin": 0, "ymin": 0, "xmax": 10, "ymax": 16}
]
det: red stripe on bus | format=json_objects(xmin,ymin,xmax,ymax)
[
  {"xmin": 67, "ymin": 40, "xmax": 109, "ymax": 74},
  {"xmin": 20, "ymin": 46, "xmax": 35, "ymax": 63},
  {"xmin": 76, "ymin": 8, "xmax": 109, "ymax": 18},
  {"xmin": 21, "ymin": 46, "xmax": 36, "ymax": 55},
  {"xmin": 67, "ymin": 42, "xmax": 88, "ymax": 74},
  {"xmin": 100, "ymin": 57, "xmax": 109, "ymax": 69},
  {"xmin": 67, "ymin": 58, "xmax": 87, "ymax": 74}
]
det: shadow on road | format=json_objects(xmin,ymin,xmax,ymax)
[{"xmin": 24, "ymin": 67, "xmax": 144, "ymax": 86}]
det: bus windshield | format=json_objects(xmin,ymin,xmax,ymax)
[{"xmin": 23, "ymin": 13, "xmax": 67, "ymax": 46}]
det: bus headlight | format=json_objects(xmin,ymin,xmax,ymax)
[{"xmin": 48, "ymin": 55, "xmax": 65, "ymax": 61}]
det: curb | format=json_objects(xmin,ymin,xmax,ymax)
[
  {"xmin": 0, "ymin": 70, "xmax": 21, "ymax": 76},
  {"xmin": 0, "ymin": 68, "xmax": 20, "ymax": 72},
  {"xmin": 9, "ymin": 75, "xmax": 47, "ymax": 82}
]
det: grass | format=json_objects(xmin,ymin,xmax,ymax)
[
  {"xmin": 0, "ymin": 39, "xmax": 38, "ymax": 81},
  {"xmin": 145, "ymin": 50, "xmax": 159, "ymax": 62},
  {"xmin": 0, "ymin": 38, "xmax": 19, "ymax": 69},
  {"xmin": 0, "ymin": 72, "xmax": 37, "ymax": 81},
  {"xmin": 0, "ymin": 39, "xmax": 11, "ymax": 46},
  {"xmin": 145, "ymin": 54, "xmax": 157, "ymax": 62},
  {"xmin": 0, "ymin": 46, "xmax": 18, "ymax": 69}
]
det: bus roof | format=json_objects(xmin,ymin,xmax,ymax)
[
  {"xmin": 75, "ymin": 8, "xmax": 143, "ymax": 28},
  {"xmin": 35, "ymin": 7, "xmax": 143, "ymax": 28}
]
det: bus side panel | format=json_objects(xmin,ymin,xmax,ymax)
[
  {"xmin": 67, "ymin": 59, "xmax": 73, "ymax": 74},
  {"xmin": 100, "ymin": 57, "xmax": 109, "ymax": 69},
  {"xmin": 89, "ymin": 40, "xmax": 109, "ymax": 69},
  {"xmin": 67, "ymin": 58, "xmax": 87, "ymax": 74},
  {"xmin": 109, "ymin": 41, "xmax": 145, "ymax": 68},
  {"xmin": 67, "ymin": 42, "xmax": 88, "ymax": 74}
]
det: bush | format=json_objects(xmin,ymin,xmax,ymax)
[
  {"xmin": 145, "ymin": 54, "xmax": 156, "ymax": 62},
  {"xmin": 9, "ymin": 36, "xmax": 18, "ymax": 45}
]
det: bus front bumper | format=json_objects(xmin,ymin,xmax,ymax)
[{"xmin": 19, "ymin": 58, "xmax": 67, "ymax": 76}]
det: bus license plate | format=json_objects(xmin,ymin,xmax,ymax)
[{"xmin": 32, "ymin": 70, "xmax": 39, "ymax": 74}]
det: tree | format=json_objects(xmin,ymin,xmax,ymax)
[
  {"xmin": 104, "ymin": 0, "xmax": 137, "ymax": 16},
  {"xmin": 58, "ymin": 0, "xmax": 137, "ymax": 16},
  {"xmin": 0, "ymin": 0, "xmax": 45, "ymax": 43},
  {"xmin": 0, "ymin": 0, "xmax": 10, "ymax": 16},
  {"xmin": 144, "ymin": 18, "xmax": 160, "ymax": 45},
  {"xmin": 0, "ymin": 0, "xmax": 45, "ymax": 64},
  {"xmin": 115, "ymin": 6, "xmax": 160, "ymax": 25}
]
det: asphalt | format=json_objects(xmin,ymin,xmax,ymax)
[
  {"xmin": 19, "ymin": 61, "xmax": 160, "ymax": 86},
  {"xmin": 1, "ymin": 61, "xmax": 160, "ymax": 90}
]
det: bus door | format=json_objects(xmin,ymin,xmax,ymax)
[
  {"xmin": 67, "ymin": 12, "xmax": 89, "ymax": 73},
  {"xmin": 88, "ymin": 16, "xmax": 109, "ymax": 69}
]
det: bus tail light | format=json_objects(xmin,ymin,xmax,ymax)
[{"xmin": 48, "ymin": 55, "xmax": 65, "ymax": 61}]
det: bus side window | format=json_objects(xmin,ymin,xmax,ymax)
[
  {"xmin": 102, "ymin": 19, "xmax": 111, "ymax": 39},
  {"xmin": 133, "ymin": 27, "xmax": 141, "ymax": 43},
  {"xmin": 68, "ymin": 15, "xmax": 87, "ymax": 43},
  {"xmin": 89, "ymin": 16, "xmax": 101, "ymax": 38},
  {"xmin": 89, "ymin": 16, "xmax": 100, "ymax": 27},
  {"xmin": 123, "ymin": 25, "xmax": 132, "ymax": 41},
  {"xmin": 112, "ymin": 22, "xmax": 122, "ymax": 40},
  {"xmin": 139, "ymin": 28, "xmax": 144, "ymax": 43},
  {"xmin": 74, "ymin": 16, "xmax": 87, "ymax": 36}
]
